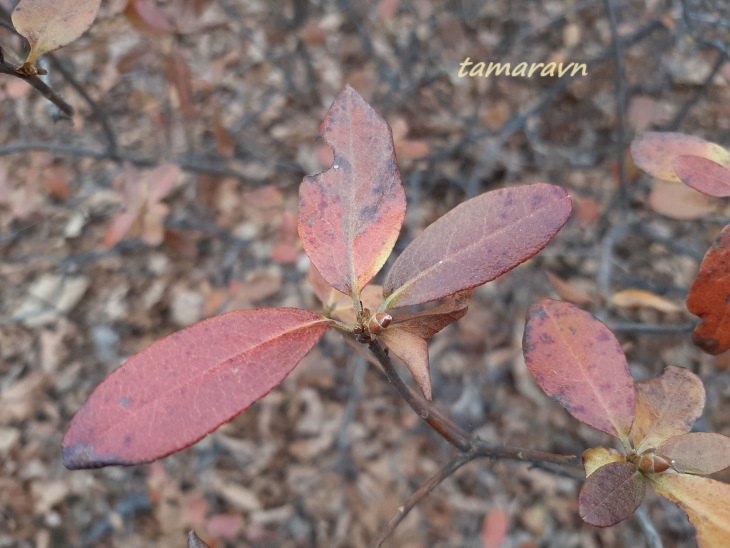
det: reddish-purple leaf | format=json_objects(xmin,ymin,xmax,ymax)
[
  {"xmin": 651, "ymin": 474, "xmax": 730, "ymax": 547},
  {"xmin": 630, "ymin": 132, "xmax": 730, "ymax": 183},
  {"xmin": 298, "ymin": 86, "xmax": 406, "ymax": 297},
  {"xmin": 388, "ymin": 290, "xmax": 472, "ymax": 338},
  {"xmin": 578, "ymin": 462, "xmax": 646, "ymax": 527},
  {"xmin": 382, "ymin": 184, "xmax": 571, "ymax": 309},
  {"xmin": 522, "ymin": 300, "xmax": 635, "ymax": 440},
  {"xmin": 687, "ymin": 225, "xmax": 730, "ymax": 355},
  {"xmin": 62, "ymin": 308, "xmax": 331, "ymax": 468},
  {"xmin": 631, "ymin": 366, "xmax": 705, "ymax": 453},
  {"xmin": 657, "ymin": 433, "xmax": 730, "ymax": 475},
  {"xmin": 675, "ymin": 155, "xmax": 730, "ymax": 198}
]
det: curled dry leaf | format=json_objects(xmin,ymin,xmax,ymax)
[
  {"xmin": 380, "ymin": 327, "xmax": 431, "ymax": 399},
  {"xmin": 523, "ymin": 300, "xmax": 636, "ymax": 440},
  {"xmin": 298, "ymin": 86, "xmax": 406, "ymax": 297},
  {"xmin": 382, "ymin": 184, "xmax": 572, "ymax": 309},
  {"xmin": 578, "ymin": 462, "xmax": 646, "ymax": 527},
  {"xmin": 546, "ymin": 272, "xmax": 595, "ymax": 306},
  {"xmin": 687, "ymin": 225, "xmax": 730, "ymax": 355},
  {"xmin": 12, "ymin": 0, "xmax": 101, "ymax": 67},
  {"xmin": 610, "ymin": 289, "xmax": 681, "ymax": 313},
  {"xmin": 62, "ymin": 308, "xmax": 332, "ymax": 468},
  {"xmin": 674, "ymin": 155, "xmax": 730, "ymax": 198},
  {"xmin": 631, "ymin": 366, "xmax": 705, "ymax": 453},
  {"xmin": 388, "ymin": 290, "xmax": 472, "ymax": 337},
  {"xmin": 630, "ymin": 132, "xmax": 730, "ymax": 183}
]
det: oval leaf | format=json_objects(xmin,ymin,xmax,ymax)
[
  {"xmin": 12, "ymin": 0, "xmax": 101, "ymax": 65},
  {"xmin": 298, "ymin": 86, "xmax": 406, "ymax": 297},
  {"xmin": 675, "ymin": 155, "xmax": 730, "ymax": 198},
  {"xmin": 631, "ymin": 366, "xmax": 705, "ymax": 453},
  {"xmin": 688, "ymin": 225, "xmax": 730, "ymax": 355},
  {"xmin": 657, "ymin": 433, "xmax": 730, "ymax": 475},
  {"xmin": 62, "ymin": 308, "xmax": 332, "ymax": 468},
  {"xmin": 382, "ymin": 184, "xmax": 572, "ymax": 309},
  {"xmin": 651, "ymin": 474, "xmax": 730, "ymax": 547},
  {"xmin": 630, "ymin": 132, "xmax": 730, "ymax": 183},
  {"xmin": 578, "ymin": 462, "xmax": 646, "ymax": 527},
  {"xmin": 648, "ymin": 180, "xmax": 714, "ymax": 220},
  {"xmin": 380, "ymin": 327, "xmax": 432, "ymax": 400},
  {"xmin": 583, "ymin": 446, "xmax": 626, "ymax": 478},
  {"xmin": 522, "ymin": 300, "xmax": 635, "ymax": 439}
]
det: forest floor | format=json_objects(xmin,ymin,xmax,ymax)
[{"xmin": 1, "ymin": 0, "xmax": 730, "ymax": 547}]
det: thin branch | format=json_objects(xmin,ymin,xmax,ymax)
[
  {"xmin": 603, "ymin": 0, "xmax": 628, "ymax": 209},
  {"xmin": 0, "ymin": 142, "xmax": 269, "ymax": 186},
  {"xmin": 368, "ymin": 340, "xmax": 473, "ymax": 451},
  {"xmin": 47, "ymin": 54, "xmax": 119, "ymax": 158},
  {"xmin": 0, "ymin": 58, "xmax": 74, "ymax": 117},
  {"xmin": 369, "ymin": 452, "xmax": 475, "ymax": 548},
  {"xmin": 635, "ymin": 506, "xmax": 664, "ymax": 548}
]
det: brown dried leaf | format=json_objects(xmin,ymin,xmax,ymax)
[
  {"xmin": 380, "ymin": 327, "xmax": 432, "ymax": 400},
  {"xmin": 610, "ymin": 289, "xmax": 681, "ymax": 313},
  {"xmin": 12, "ymin": 0, "xmax": 101, "ymax": 65},
  {"xmin": 389, "ymin": 290, "xmax": 472, "ymax": 339},
  {"xmin": 631, "ymin": 366, "xmax": 705, "ymax": 453},
  {"xmin": 546, "ymin": 272, "xmax": 594, "ymax": 306}
]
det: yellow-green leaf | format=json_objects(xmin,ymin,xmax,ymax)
[{"xmin": 651, "ymin": 473, "xmax": 730, "ymax": 547}]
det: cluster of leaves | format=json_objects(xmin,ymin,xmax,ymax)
[
  {"xmin": 631, "ymin": 133, "xmax": 730, "ymax": 355},
  {"xmin": 62, "ymin": 86, "xmax": 572, "ymax": 468},
  {"xmin": 523, "ymin": 300, "xmax": 730, "ymax": 545},
  {"xmin": 9, "ymin": 0, "xmax": 100, "ymax": 75}
]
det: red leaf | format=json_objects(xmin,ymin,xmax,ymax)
[
  {"xmin": 522, "ymin": 300, "xmax": 635, "ymax": 440},
  {"xmin": 657, "ymin": 433, "xmax": 730, "ymax": 475},
  {"xmin": 382, "ymin": 184, "xmax": 571, "ymax": 309},
  {"xmin": 578, "ymin": 462, "xmax": 646, "ymax": 527},
  {"xmin": 631, "ymin": 366, "xmax": 705, "ymax": 453},
  {"xmin": 62, "ymin": 308, "xmax": 331, "ymax": 468},
  {"xmin": 630, "ymin": 132, "xmax": 730, "ymax": 183},
  {"xmin": 675, "ymin": 155, "xmax": 730, "ymax": 198},
  {"xmin": 298, "ymin": 86, "xmax": 406, "ymax": 297},
  {"xmin": 687, "ymin": 225, "xmax": 730, "ymax": 355}
]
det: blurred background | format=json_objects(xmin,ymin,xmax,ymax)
[{"xmin": 1, "ymin": 0, "xmax": 729, "ymax": 546}]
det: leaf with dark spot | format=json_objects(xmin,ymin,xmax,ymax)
[
  {"xmin": 298, "ymin": 86, "xmax": 406, "ymax": 297},
  {"xmin": 675, "ymin": 155, "xmax": 730, "ymax": 198},
  {"xmin": 523, "ymin": 300, "xmax": 635, "ymax": 440},
  {"xmin": 382, "ymin": 184, "xmax": 571, "ymax": 309}
]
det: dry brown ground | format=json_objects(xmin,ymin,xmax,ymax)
[{"xmin": 1, "ymin": 0, "xmax": 730, "ymax": 546}]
